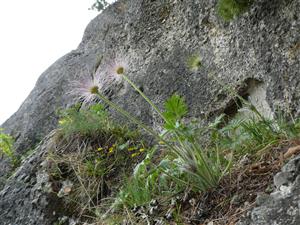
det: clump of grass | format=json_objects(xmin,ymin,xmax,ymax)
[
  {"xmin": 48, "ymin": 103, "xmax": 147, "ymax": 221},
  {"xmin": 217, "ymin": 0, "xmax": 252, "ymax": 21},
  {"xmin": 55, "ymin": 103, "xmax": 141, "ymax": 150},
  {"xmin": 57, "ymin": 103, "xmax": 109, "ymax": 138},
  {"xmin": 208, "ymin": 82, "xmax": 300, "ymax": 159}
]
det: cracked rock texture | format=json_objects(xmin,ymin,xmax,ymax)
[
  {"xmin": 0, "ymin": 134, "xmax": 68, "ymax": 225},
  {"xmin": 0, "ymin": 0, "xmax": 300, "ymax": 224},
  {"xmin": 237, "ymin": 155, "xmax": 300, "ymax": 225}
]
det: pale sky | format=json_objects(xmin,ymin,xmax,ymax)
[{"xmin": 0, "ymin": 1, "xmax": 114, "ymax": 125}]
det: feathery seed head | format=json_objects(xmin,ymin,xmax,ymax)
[
  {"xmin": 106, "ymin": 57, "xmax": 129, "ymax": 83},
  {"xmin": 116, "ymin": 66, "xmax": 125, "ymax": 75},
  {"xmin": 90, "ymin": 85, "xmax": 99, "ymax": 94},
  {"xmin": 70, "ymin": 75, "xmax": 102, "ymax": 106}
]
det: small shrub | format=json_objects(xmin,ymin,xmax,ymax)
[
  {"xmin": 0, "ymin": 129, "xmax": 14, "ymax": 158},
  {"xmin": 0, "ymin": 129, "xmax": 18, "ymax": 166},
  {"xmin": 217, "ymin": 0, "xmax": 252, "ymax": 21}
]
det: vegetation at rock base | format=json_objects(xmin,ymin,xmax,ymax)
[
  {"xmin": 103, "ymin": 102, "xmax": 300, "ymax": 224},
  {"xmin": 48, "ymin": 103, "xmax": 147, "ymax": 220},
  {"xmin": 46, "ymin": 58, "xmax": 300, "ymax": 224},
  {"xmin": 40, "ymin": 3, "xmax": 297, "ymax": 221},
  {"xmin": 0, "ymin": 1, "xmax": 298, "ymax": 224}
]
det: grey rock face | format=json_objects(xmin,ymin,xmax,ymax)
[
  {"xmin": 0, "ymin": 133, "xmax": 68, "ymax": 225},
  {"xmin": 237, "ymin": 156, "xmax": 300, "ymax": 225},
  {"xmin": 0, "ymin": 0, "xmax": 300, "ymax": 223}
]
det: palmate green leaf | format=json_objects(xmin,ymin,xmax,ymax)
[{"xmin": 163, "ymin": 94, "xmax": 188, "ymax": 129}]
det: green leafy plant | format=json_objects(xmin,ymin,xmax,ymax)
[
  {"xmin": 217, "ymin": 0, "xmax": 252, "ymax": 21},
  {"xmin": 110, "ymin": 71, "xmax": 231, "ymax": 191},
  {"xmin": 0, "ymin": 129, "xmax": 14, "ymax": 158},
  {"xmin": 89, "ymin": 62, "xmax": 230, "ymax": 191},
  {"xmin": 112, "ymin": 148, "xmax": 185, "ymax": 210},
  {"xmin": 160, "ymin": 95, "xmax": 231, "ymax": 191},
  {"xmin": 163, "ymin": 94, "xmax": 188, "ymax": 130},
  {"xmin": 100, "ymin": 149, "xmax": 189, "ymax": 225},
  {"xmin": 0, "ymin": 129, "xmax": 18, "ymax": 166}
]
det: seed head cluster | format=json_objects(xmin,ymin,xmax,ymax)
[{"xmin": 71, "ymin": 58, "xmax": 128, "ymax": 106}]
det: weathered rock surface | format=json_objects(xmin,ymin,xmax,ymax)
[
  {"xmin": 237, "ymin": 155, "xmax": 300, "ymax": 225},
  {"xmin": 0, "ymin": 133, "xmax": 68, "ymax": 225},
  {"xmin": 0, "ymin": 0, "xmax": 300, "ymax": 224}
]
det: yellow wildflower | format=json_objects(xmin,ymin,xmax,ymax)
[
  {"xmin": 131, "ymin": 153, "xmax": 140, "ymax": 158},
  {"xmin": 128, "ymin": 147, "xmax": 136, "ymax": 151},
  {"xmin": 58, "ymin": 119, "xmax": 68, "ymax": 125}
]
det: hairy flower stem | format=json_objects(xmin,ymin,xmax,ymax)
[
  {"xmin": 121, "ymin": 74, "xmax": 219, "ymax": 184},
  {"xmin": 95, "ymin": 92, "xmax": 179, "ymax": 153},
  {"xmin": 122, "ymin": 74, "xmax": 166, "ymax": 121},
  {"xmin": 96, "ymin": 92, "xmax": 155, "ymax": 135}
]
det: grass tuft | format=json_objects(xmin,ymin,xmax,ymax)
[
  {"xmin": 217, "ymin": 0, "xmax": 252, "ymax": 21},
  {"xmin": 47, "ymin": 103, "xmax": 147, "ymax": 221}
]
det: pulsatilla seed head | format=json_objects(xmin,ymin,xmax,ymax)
[
  {"xmin": 70, "ymin": 75, "xmax": 102, "ymax": 106},
  {"xmin": 116, "ymin": 66, "xmax": 125, "ymax": 75},
  {"xmin": 90, "ymin": 85, "xmax": 99, "ymax": 94}
]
